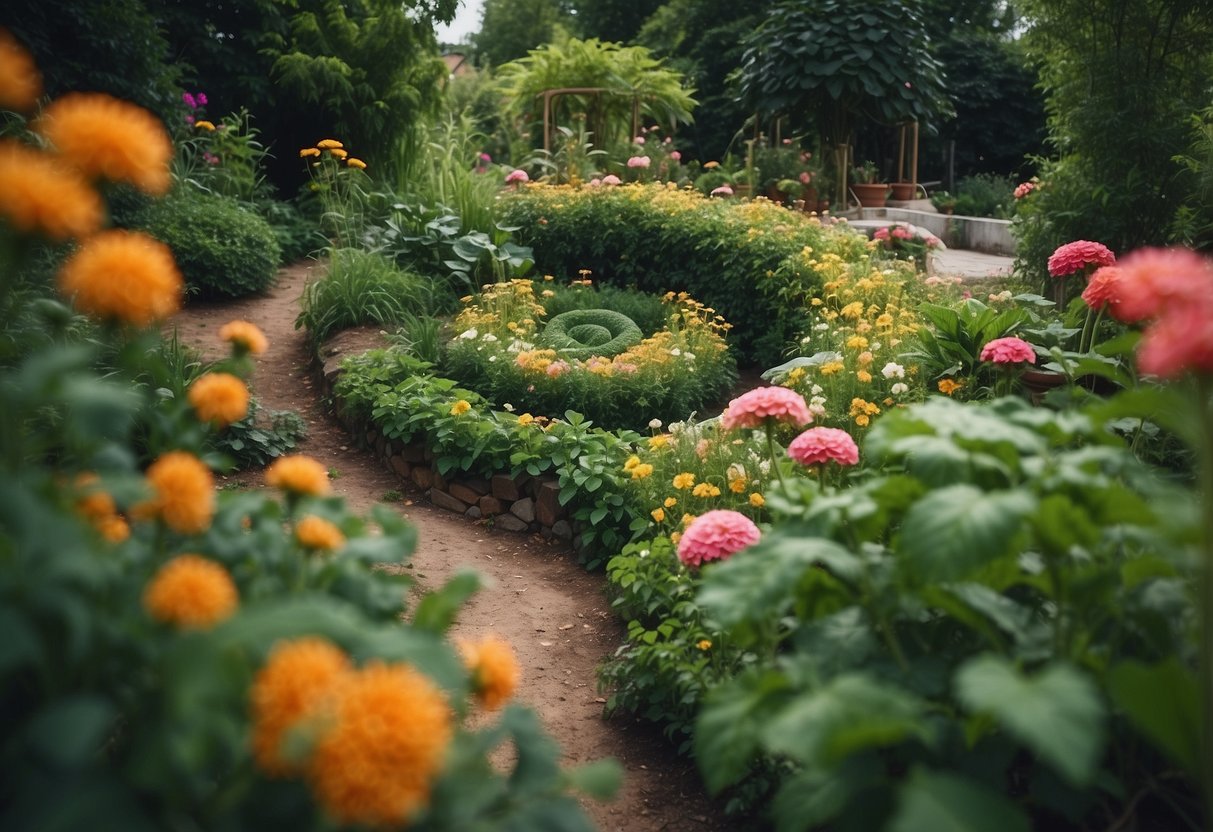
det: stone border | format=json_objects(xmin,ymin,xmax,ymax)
[{"xmin": 314, "ymin": 331, "xmax": 575, "ymax": 543}]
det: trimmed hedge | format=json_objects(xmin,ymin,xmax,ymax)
[
  {"xmin": 540, "ymin": 308, "xmax": 643, "ymax": 360},
  {"xmin": 500, "ymin": 183, "xmax": 873, "ymax": 365}
]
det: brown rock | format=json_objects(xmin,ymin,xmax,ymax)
[
  {"xmin": 465, "ymin": 506, "xmax": 482, "ymax": 520},
  {"xmin": 495, "ymin": 513, "xmax": 529, "ymax": 533},
  {"xmin": 401, "ymin": 444, "xmax": 426, "ymax": 463},
  {"xmin": 535, "ymin": 480, "xmax": 563, "ymax": 527},
  {"xmin": 478, "ymin": 496, "xmax": 504, "ymax": 516},
  {"xmin": 463, "ymin": 477, "xmax": 491, "ymax": 496},
  {"xmin": 389, "ymin": 455, "xmax": 410, "ymax": 477},
  {"xmin": 491, "ymin": 473, "xmax": 522, "ymax": 501},
  {"xmin": 430, "ymin": 488, "xmax": 468, "ymax": 515},
  {"xmin": 449, "ymin": 483, "xmax": 481, "ymax": 505},
  {"xmin": 412, "ymin": 467, "xmax": 433, "ymax": 490},
  {"xmin": 431, "ymin": 471, "xmax": 447, "ymax": 492},
  {"xmin": 510, "ymin": 497, "xmax": 536, "ymax": 524}
]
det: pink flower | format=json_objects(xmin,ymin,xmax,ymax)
[
  {"xmin": 677, "ymin": 510, "xmax": 761, "ymax": 568},
  {"xmin": 1136, "ymin": 303, "xmax": 1213, "ymax": 378},
  {"xmin": 873, "ymin": 227, "xmax": 890, "ymax": 241},
  {"xmin": 788, "ymin": 427, "xmax": 859, "ymax": 467},
  {"xmin": 710, "ymin": 185, "xmax": 733, "ymax": 197},
  {"xmin": 1047, "ymin": 240, "xmax": 1116, "ymax": 278},
  {"xmin": 1111, "ymin": 247, "xmax": 1213, "ymax": 323},
  {"xmin": 891, "ymin": 226, "xmax": 911, "ymax": 240},
  {"xmin": 633, "ymin": 136, "xmax": 646, "ymax": 145},
  {"xmin": 196, "ymin": 92, "xmax": 207, "ymax": 106},
  {"xmin": 184, "ymin": 114, "xmax": 195, "ymax": 125},
  {"xmin": 505, "ymin": 169, "xmax": 529, "ymax": 184},
  {"xmin": 799, "ymin": 171, "xmax": 811, "ymax": 184},
  {"xmin": 627, "ymin": 156, "xmax": 651, "ymax": 169},
  {"xmin": 601, "ymin": 174, "xmax": 622, "ymax": 186},
  {"xmin": 479, "ymin": 152, "xmax": 491, "ymax": 162},
  {"xmin": 669, "ymin": 150, "xmax": 681, "ymax": 162},
  {"xmin": 721, "ymin": 387, "xmax": 812, "ymax": 430},
  {"xmin": 588, "ymin": 178, "xmax": 602, "ymax": 187},
  {"xmin": 1013, "ymin": 181, "xmax": 1035, "ymax": 199},
  {"xmin": 546, "ymin": 360, "xmax": 570, "ymax": 377},
  {"xmin": 925, "ymin": 235, "xmax": 942, "ymax": 248},
  {"xmin": 1081, "ymin": 265, "xmax": 1122, "ymax": 310},
  {"xmin": 182, "ymin": 92, "xmax": 196, "ymax": 109},
  {"xmin": 203, "ymin": 152, "xmax": 219, "ymax": 165},
  {"xmin": 980, "ymin": 336, "xmax": 1037, "ymax": 365}
]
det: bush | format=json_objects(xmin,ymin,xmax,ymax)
[
  {"xmin": 257, "ymin": 198, "xmax": 325, "ymax": 263},
  {"xmin": 297, "ymin": 248, "xmax": 439, "ymax": 344},
  {"xmin": 952, "ymin": 172, "xmax": 1015, "ymax": 218},
  {"xmin": 138, "ymin": 190, "xmax": 281, "ymax": 298}
]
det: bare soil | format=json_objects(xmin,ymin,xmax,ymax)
[{"xmin": 170, "ymin": 263, "xmax": 733, "ymax": 832}]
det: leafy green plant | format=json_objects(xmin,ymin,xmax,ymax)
[
  {"xmin": 952, "ymin": 172, "xmax": 1015, "ymax": 218},
  {"xmin": 901, "ymin": 297, "xmax": 1034, "ymax": 390},
  {"xmin": 297, "ymin": 248, "xmax": 437, "ymax": 344},
  {"xmin": 211, "ymin": 399, "xmax": 308, "ymax": 469}
]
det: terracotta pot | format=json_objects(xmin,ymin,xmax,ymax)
[
  {"xmin": 851, "ymin": 182, "xmax": 890, "ymax": 208},
  {"xmin": 890, "ymin": 182, "xmax": 917, "ymax": 201},
  {"xmin": 817, "ymin": 199, "xmax": 831, "ymax": 213},
  {"xmin": 1020, "ymin": 368, "xmax": 1068, "ymax": 405}
]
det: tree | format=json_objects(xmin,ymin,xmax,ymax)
[
  {"xmin": 568, "ymin": 0, "xmax": 665, "ymax": 44},
  {"xmin": 471, "ymin": 0, "xmax": 575, "ymax": 68}
]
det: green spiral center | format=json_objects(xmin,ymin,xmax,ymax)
[{"xmin": 540, "ymin": 309, "xmax": 643, "ymax": 360}]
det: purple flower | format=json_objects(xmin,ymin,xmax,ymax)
[
  {"xmin": 196, "ymin": 92, "xmax": 208, "ymax": 106},
  {"xmin": 182, "ymin": 92, "xmax": 197, "ymax": 109}
]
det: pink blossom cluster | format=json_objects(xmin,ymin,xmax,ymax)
[
  {"xmin": 979, "ymin": 336, "xmax": 1037, "ymax": 365},
  {"xmin": 504, "ymin": 169, "xmax": 529, "ymax": 185},
  {"xmin": 1110, "ymin": 248, "xmax": 1213, "ymax": 377},
  {"xmin": 720, "ymin": 386, "xmax": 812, "ymax": 430},
  {"xmin": 1013, "ymin": 181, "xmax": 1036, "ymax": 199},
  {"xmin": 626, "ymin": 156, "xmax": 651, "ymax": 169},
  {"xmin": 710, "ymin": 185, "xmax": 733, "ymax": 197},
  {"xmin": 787, "ymin": 427, "xmax": 859, "ymax": 466},
  {"xmin": 676, "ymin": 510, "xmax": 761, "ymax": 568},
  {"xmin": 1047, "ymin": 240, "xmax": 1115, "ymax": 278},
  {"xmin": 182, "ymin": 91, "xmax": 208, "ymax": 110}
]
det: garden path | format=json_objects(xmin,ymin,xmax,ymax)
[{"xmin": 170, "ymin": 262, "xmax": 731, "ymax": 832}]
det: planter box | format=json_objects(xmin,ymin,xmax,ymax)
[{"xmin": 851, "ymin": 183, "xmax": 890, "ymax": 208}]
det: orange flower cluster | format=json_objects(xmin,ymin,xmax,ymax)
[
  {"xmin": 74, "ymin": 473, "xmax": 130, "ymax": 543},
  {"xmin": 189, "ymin": 372, "xmax": 250, "ymax": 427},
  {"xmin": 143, "ymin": 554, "xmax": 238, "ymax": 629},
  {"xmin": 0, "ymin": 140, "xmax": 102, "ymax": 240},
  {"xmin": 458, "ymin": 634, "xmax": 520, "ymax": 710},
  {"xmin": 266, "ymin": 455, "xmax": 330, "ymax": 497},
  {"xmin": 0, "ymin": 29, "xmax": 41, "ymax": 112},
  {"xmin": 219, "ymin": 320, "xmax": 269, "ymax": 355},
  {"xmin": 295, "ymin": 516, "xmax": 345, "ymax": 552},
  {"xmin": 58, "ymin": 230, "xmax": 183, "ymax": 326},
  {"xmin": 137, "ymin": 451, "xmax": 215, "ymax": 534}
]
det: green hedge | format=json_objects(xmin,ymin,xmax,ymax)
[{"xmin": 499, "ymin": 183, "xmax": 873, "ymax": 366}]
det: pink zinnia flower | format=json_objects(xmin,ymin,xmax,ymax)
[
  {"xmin": 588, "ymin": 178, "xmax": 602, "ymax": 187},
  {"xmin": 1136, "ymin": 303, "xmax": 1213, "ymax": 378},
  {"xmin": 504, "ymin": 169, "xmax": 529, "ymax": 184},
  {"xmin": 669, "ymin": 150, "xmax": 681, "ymax": 162},
  {"xmin": 788, "ymin": 427, "xmax": 859, "ymax": 467},
  {"xmin": 627, "ymin": 156, "xmax": 651, "ymax": 169},
  {"xmin": 1014, "ymin": 182, "xmax": 1035, "ymax": 199},
  {"xmin": 799, "ymin": 171, "xmax": 811, "ymax": 184},
  {"xmin": 710, "ymin": 185, "xmax": 733, "ymax": 197},
  {"xmin": 601, "ymin": 174, "xmax": 622, "ymax": 186},
  {"xmin": 633, "ymin": 136, "xmax": 646, "ymax": 145},
  {"xmin": 677, "ymin": 510, "xmax": 761, "ymax": 568},
  {"xmin": 1111, "ymin": 247, "xmax": 1213, "ymax": 324},
  {"xmin": 720, "ymin": 387, "xmax": 812, "ymax": 430},
  {"xmin": 1081, "ymin": 265, "xmax": 1122, "ymax": 311},
  {"xmin": 873, "ymin": 227, "xmax": 890, "ymax": 240},
  {"xmin": 182, "ymin": 92, "xmax": 196, "ymax": 109},
  {"xmin": 980, "ymin": 336, "xmax": 1037, "ymax": 365},
  {"xmin": 891, "ymin": 226, "xmax": 911, "ymax": 240},
  {"xmin": 1047, "ymin": 240, "xmax": 1115, "ymax": 278}
]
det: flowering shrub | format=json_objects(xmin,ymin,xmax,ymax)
[
  {"xmin": 871, "ymin": 222, "xmax": 942, "ymax": 268},
  {"xmin": 442, "ymin": 278, "xmax": 737, "ymax": 430}
]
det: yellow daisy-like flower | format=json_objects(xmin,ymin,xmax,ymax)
[
  {"xmin": 327, "ymin": 148, "xmax": 348, "ymax": 160},
  {"xmin": 938, "ymin": 378, "xmax": 963, "ymax": 396},
  {"xmin": 875, "ymin": 313, "xmax": 895, "ymax": 329},
  {"xmin": 138, "ymin": 451, "xmax": 215, "ymax": 534},
  {"xmin": 0, "ymin": 140, "xmax": 103, "ymax": 240},
  {"xmin": 188, "ymin": 372, "xmax": 250, "ymax": 427},
  {"xmin": 266, "ymin": 455, "xmax": 331, "ymax": 497},
  {"xmin": 672, "ymin": 472, "xmax": 695, "ymax": 490},
  {"xmin": 143, "ymin": 554, "xmax": 237, "ymax": 629},
  {"xmin": 729, "ymin": 477, "xmax": 747, "ymax": 494},
  {"xmin": 840, "ymin": 301, "xmax": 864, "ymax": 320},
  {"xmin": 749, "ymin": 492, "xmax": 765, "ymax": 508},
  {"xmin": 856, "ymin": 370, "xmax": 873, "ymax": 383},
  {"xmin": 630, "ymin": 463, "xmax": 654, "ymax": 479},
  {"xmin": 194, "ymin": 120, "xmax": 216, "ymax": 131},
  {"xmin": 219, "ymin": 320, "xmax": 269, "ymax": 355},
  {"xmin": 517, "ymin": 413, "xmax": 535, "ymax": 426},
  {"xmin": 648, "ymin": 434, "xmax": 669, "ymax": 449},
  {"xmin": 692, "ymin": 482, "xmax": 721, "ymax": 498},
  {"xmin": 845, "ymin": 335, "xmax": 869, "ymax": 350},
  {"xmin": 299, "ymin": 147, "xmax": 321, "ymax": 158},
  {"xmin": 346, "ymin": 158, "xmax": 367, "ymax": 170},
  {"xmin": 37, "ymin": 93, "xmax": 173, "ymax": 195},
  {"xmin": 819, "ymin": 361, "xmax": 844, "ymax": 376},
  {"xmin": 450, "ymin": 399, "xmax": 471, "ymax": 416},
  {"xmin": 251, "ymin": 637, "xmax": 351, "ymax": 776},
  {"xmin": 650, "ymin": 507, "xmax": 666, "ymax": 522},
  {"xmin": 696, "ymin": 639, "xmax": 712, "ymax": 651},
  {"xmin": 681, "ymin": 513, "xmax": 697, "ymax": 528},
  {"xmin": 458, "ymin": 634, "xmax": 520, "ymax": 711},
  {"xmin": 295, "ymin": 515, "xmax": 346, "ymax": 552},
  {"xmin": 623, "ymin": 455, "xmax": 641, "ymax": 471},
  {"xmin": 664, "ymin": 496, "xmax": 677, "ymax": 508},
  {"xmin": 57, "ymin": 230, "xmax": 183, "ymax": 326},
  {"xmin": 308, "ymin": 662, "xmax": 451, "ymax": 827},
  {"xmin": 316, "ymin": 139, "xmax": 343, "ymax": 149},
  {"xmin": 0, "ymin": 29, "xmax": 42, "ymax": 112}
]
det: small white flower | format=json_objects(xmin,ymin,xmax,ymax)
[
  {"xmin": 814, "ymin": 323, "xmax": 829, "ymax": 331},
  {"xmin": 810, "ymin": 384, "xmax": 823, "ymax": 395},
  {"xmin": 759, "ymin": 460, "xmax": 771, "ymax": 475},
  {"xmin": 482, "ymin": 333, "xmax": 498, "ymax": 342},
  {"xmin": 870, "ymin": 341, "xmax": 882, "ymax": 350},
  {"xmin": 881, "ymin": 362, "xmax": 905, "ymax": 379},
  {"xmin": 809, "ymin": 403, "xmax": 826, "ymax": 417},
  {"xmin": 670, "ymin": 348, "xmax": 682, "ymax": 356},
  {"xmin": 459, "ymin": 328, "xmax": 478, "ymax": 340},
  {"xmin": 801, "ymin": 334, "xmax": 813, "ymax": 344},
  {"xmin": 685, "ymin": 352, "xmax": 695, "ymax": 360},
  {"xmin": 503, "ymin": 402, "xmax": 515, "ymax": 412},
  {"xmin": 649, "ymin": 418, "xmax": 663, "ymax": 429},
  {"xmin": 810, "ymin": 396, "xmax": 827, "ymax": 407},
  {"xmin": 488, "ymin": 355, "xmax": 497, "ymax": 362},
  {"xmin": 891, "ymin": 382, "xmax": 908, "ymax": 395}
]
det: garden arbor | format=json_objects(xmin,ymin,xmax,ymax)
[{"xmin": 735, "ymin": 0, "xmax": 951, "ymax": 207}]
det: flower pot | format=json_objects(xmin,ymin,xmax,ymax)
[
  {"xmin": 1020, "ymin": 368, "xmax": 1068, "ymax": 405},
  {"xmin": 890, "ymin": 182, "xmax": 917, "ymax": 201},
  {"xmin": 851, "ymin": 182, "xmax": 890, "ymax": 208}
]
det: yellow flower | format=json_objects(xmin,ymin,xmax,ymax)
[
  {"xmin": 729, "ymin": 477, "xmax": 747, "ymax": 494},
  {"xmin": 316, "ymin": 139, "xmax": 344, "ymax": 149},
  {"xmin": 663, "ymin": 496, "xmax": 677, "ymax": 508},
  {"xmin": 630, "ymin": 463, "xmax": 654, "ymax": 479},
  {"xmin": 194, "ymin": 120, "xmax": 216, "ymax": 131},
  {"xmin": 458, "ymin": 634, "xmax": 520, "ymax": 711},
  {"xmin": 672, "ymin": 472, "xmax": 695, "ymax": 490},
  {"xmin": 296, "ymin": 515, "xmax": 346, "ymax": 552},
  {"xmin": 58, "ymin": 230, "xmax": 182, "ymax": 326},
  {"xmin": 938, "ymin": 378, "xmax": 963, "ymax": 396},
  {"xmin": 692, "ymin": 482, "xmax": 721, "ymax": 498},
  {"xmin": 856, "ymin": 370, "xmax": 873, "ymax": 383},
  {"xmin": 840, "ymin": 301, "xmax": 864, "ymax": 319},
  {"xmin": 308, "ymin": 662, "xmax": 451, "ymax": 827},
  {"xmin": 749, "ymin": 492, "xmax": 765, "ymax": 508},
  {"xmin": 517, "ymin": 413, "xmax": 535, "ymax": 426},
  {"xmin": 845, "ymin": 335, "xmax": 869, "ymax": 350},
  {"xmin": 450, "ymin": 399, "xmax": 471, "ymax": 416},
  {"xmin": 219, "ymin": 320, "xmax": 269, "ymax": 355},
  {"xmin": 0, "ymin": 29, "xmax": 42, "ymax": 112},
  {"xmin": 696, "ymin": 639, "xmax": 712, "ymax": 651},
  {"xmin": 266, "ymin": 455, "xmax": 330, "ymax": 496},
  {"xmin": 328, "ymin": 148, "xmax": 348, "ymax": 160},
  {"xmin": 299, "ymin": 147, "xmax": 321, "ymax": 158},
  {"xmin": 37, "ymin": 93, "xmax": 173, "ymax": 194},
  {"xmin": 251, "ymin": 638, "xmax": 351, "ymax": 776},
  {"xmin": 648, "ymin": 434, "xmax": 669, "ymax": 449},
  {"xmin": 670, "ymin": 531, "xmax": 682, "ymax": 545},
  {"xmin": 0, "ymin": 140, "xmax": 103, "ymax": 240},
  {"xmin": 875, "ymin": 313, "xmax": 894, "ymax": 329},
  {"xmin": 820, "ymin": 361, "xmax": 844, "ymax": 376},
  {"xmin": 703, "ymin": 161, "xmax": 720, "ymax": 169},
  {"xmin": 346, "ymin": 157, "xmax": 367, "ymax": 170},
  {"xmin": 681, "ymin": 513, "xmax": 697, "ymax": 527},
  {"xmin": 188, "ymin": 372, "xmax": 250, "ymax": 427},
  {"xmin": 651, "ymin": 507, "xmax": 666, "ymax": 522},
  {"xmin": 856, "ymin": 415, "xmax": 870, "ymax": 427},
  {"xmin": 623, "ymin": 455, "xmax": 641, "ymax": 471},
  {"xmin": 144, "ymin": 554, "xmax": 237, "ymax": 629},
  {"xmin": 137, "ymin": 451, "xmax": 215, "ymax": 534}
]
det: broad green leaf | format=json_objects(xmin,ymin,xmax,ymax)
[
  {"xmin": 564, "ymin": 759, "xmax": 623, "ymax": 800},
  {"xmin": 888, "ymin": 767, "xmax": 1030, "ymax": 832},
  {"xmin": 412, "ymin": 570, "xmax": 482, "ymax": 633},
  {"xmin": 26, "ymin": 695, "xmax": 116, "ymax": 768},
  {"xmin": 695, "ymin": 671, "xmax": 792, "ymax": 793},
  {"xmin": 1108, "ymin": 658, "xmax": 1200, "ymax": 777},
  {"xmin": 955, "ymin": 657, "xmax": 1104, "ymax": 786},
  {"xmin": 771, "ymin": 756, "xmax": 883, "ymax": 832},
  {"xmin": 898, "ymin": 486, "xmax": 1036, "ymax": 582}
]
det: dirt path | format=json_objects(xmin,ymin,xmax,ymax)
[{"xmin": 171, "ymin": 263, "xmax": 731, "ymax": 832}]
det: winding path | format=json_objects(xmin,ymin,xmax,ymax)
[{"xmin": 171, "ymin": 263, "xmax": 731, "ymax": 832}]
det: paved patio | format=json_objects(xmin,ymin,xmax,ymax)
[{"xmin": 932, "ymin": 248, "xmax": 1014, "ymax": 280}]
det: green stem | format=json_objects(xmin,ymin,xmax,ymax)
[
  {"xmin": 764, "ymin": 422, "xmax": 788, "ymax": 493},
  {"xmin": 1079, "ymin": 306, "xmax": 1096, "ymax": 354},
  {"xmin": 1197, "ymin": 376, "xmax": 1213, "ymax": 823}
]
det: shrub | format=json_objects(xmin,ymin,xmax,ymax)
[
  {"xmin": 539, "ymin": 308, "xmax": 643, "ymax": 360},
  {"xmin": 297, "ymin": 248, "xmax": 438, "ymax": 344},
  {"xmin": 138, "ymin": 189, "xmax": 281, "ymax": 298},
  {"xmin": 952, "ymin": 172, "xmax": 1015, "ymax": 218}
]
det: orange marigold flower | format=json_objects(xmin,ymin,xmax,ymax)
[
  {"xmin": 143, "ymin": 554, "xmax": 237, "ymax": 629},
  {"xmin": 458, "ymin": 634, "xmax": 520, "ymax": 711},
  {"xmin": 219, "ymin": 320, "xmax": 269, "ymax": 355},
  {"xmin": 672, "ymin": 472, "xmax": 695, "ymax": 490},
  {"xmin": 450, "ymin": 399, "xmax": 471, "ymax": 416},
  {"xmin": 139, "ymin": 451, "xmax": 215, "ymax": 534},
  {"xmin": 299, "ymin": 147, "xmax": 321, "ymax": 158},
  {"xmin": 37, "ymin": 92, "xmax": 172, "ymax": 195},
  {"xmin": 251, "ymin": 637, "xmax": 351, "ymax": 776},
  {"xmin": 316, "ymin": 139, "xmax": 343, "ymax": 149},
  {"xmin": 57, "ymin": 230, "xmax": 182, "ymax": 326},
  {"xmin": 74, "ymin": 473, "xmax": 116, "ymax": 521},
  {"xmin": 266, "ymin": 455, "xmax": 330, "ymax": 496},
  {"xmin": 295, "ymin": 515, "xmax": 346, "ymax": 552},
  {"xmin": 96, "ymin": 514, "xmax": 130, "ymax": 543},
  {"xmin": 0, "ymin": 29, "xmax": 41, "ymax": 112},
  {"xmin": 346, "ymin": 158, "xmax": 367, "ymax": 170},
  {"xmin": 0, "ymin": 140, "xmax": 103, "ymax": 240},
  {"xmin": 189, "ymin": 372, "xmax": 249, "ymax": 427},
  {"xmin": 327, "ymin": 148, "xmax": 348, "ymax": 160},
  {"xmin": 937, "ymin": 378, "xmax": 963, "ymax": 396},
  {"xmin": 308, "ymin": 662, "xmax": 452, "ymax": 827},
  {"xmin": 194, "ymin": 120, "xmax": 215, "ymax": 131},
  {"xmin": 749, "ymin": 492, "xmax": 765, "ymax": 508}
]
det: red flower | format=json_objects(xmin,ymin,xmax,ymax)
[
  {"xmin": 1047, "ymin": 240, "xmax": 1115, "ymax": 278},
  {"xmin": 1111, "ymin": 247, "xmax": 1213, "ymax": 324},
  {"xmin": 1081, "ymin": 265, "xmax": 1122, "ymax": 310}
]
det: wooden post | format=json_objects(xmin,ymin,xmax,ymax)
[
  {"xmin": 911, "ymin": 121, "xmax": 919, "ymax": 188},
  {"xmin": 897, "ymin": 124, "xmax": 906, "ymax": 183},
  {"xmin": 542, "ymin": 90, "xmax": 552, "ymax": 154}
]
